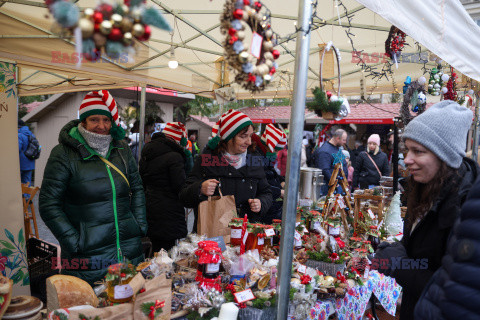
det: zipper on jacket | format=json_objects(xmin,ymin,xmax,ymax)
[{"xmin": 106, "ymin": 164, "xmax": 123, "ymax": 262}]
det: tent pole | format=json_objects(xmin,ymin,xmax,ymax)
[
  {"xmin": 275, "ymin": 0, "xmax": 313, "ymax": 318},
  {"xmin": 393, "ymin": 118, "xmax": 399, "ymax": 193},
  {"xmin": 472, "ymin": 94, "xmax": 480, "ymax": 162},
  {"xmin": 138, "ymin": 86, "xmax": 146, "ymax": 161}
]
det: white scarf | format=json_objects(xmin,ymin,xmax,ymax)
[
  {"xmin": 223, "ymin": 151, "xmax": 247, "ymax": 169},
  {"xmin": 78, "ymin": 123, "xmax": 112, "ymax": 157}
]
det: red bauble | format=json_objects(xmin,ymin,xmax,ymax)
[
  {"xmin": 326, "ymin": 91, "xmax": 332, "ymax": 98},
  {"xmin": 233, "ymin": 9, "xmax": 244, "ymax": 20},
  {"xmin": 269, "ymin": 67, "xmax": 276, "ymax": 75},
  {"xmin": 84, "ymin": 48, "xmax": 101, "ymax": 62},
  {"xmin": 254, "ymin": 1, "xmax": 262, "ymax": 11},
  {"xmin": 124, "ymin": 0, "xmax": 130, "ymax": 6},
  {"xmin": 93, "ymin": 11, "xmax": 103, "ymax": 24},
  {"xmin": 243, "ymin": 0, "xmax": 250, "ymax": 5},
  {"xmin": 228, "ymin": 28, "xmax": 237, "ymax": 36},
  {"xmin": 94, "ymin": 24, "xmax": 101, "ymax": 32},
  {"xmin": 97, "ymin": 3, "xmax": 113, "ymax": 20},
  {"xmin": 272, "ymin": 49, "xmax": 280, "ymax": 59},
  {"xmin": 108, "ymin": 28, "xmax": 123, "ymax": 41},
  {"xmin": 229, "ymin": 36, "xmax": 238, "ymax": 45},
  {"xmin": 138, "ymin": 25, "xmax": 151, "ymax": 41},
  {"xmin": 248, "ymin": 73, "xmax": 256, "ymax": 82}
]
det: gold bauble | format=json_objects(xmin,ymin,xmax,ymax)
[
  {"xmin": 252, "ymin": 66, "xmax": 259, "ymax": 75},
  {"xmin": 120, "ymin": 4, "xmax": 129, "ymax": 15},
  {"xmin": 93, "ymin": 32, "xmax": 107, "ymax": 48},
  {"xmin": 263, "ymin": 40, "xmax": 273, "ymax": 51},
  {"xmin": 237, "ymin": 31, "xmax": 245, "ymax": 41},
  {"xmin": 120, "ymin": 17, "xmax": 133, "ymax": 33},
  {"xmin": 240, "ymin": 21, "xmax": 247, "ymax": 30},
  {"xmin": 123, "ymin": 32, "xmax": 133, "ymax": 45},
  {"xmin": 263, "ymin": 74, "xmax": 272, "ymax": 85},
  {"xmin": 84, "ymin": 8, "xmax": 94, "ymax": 19},
  {"xmin": 238, "ymin": 51, "xmax": 249, "ymax": 63},
  {"xmin": 265, "ymin": 29, "xmax": 273, "ymax": 40},
  {"xmin": 265, "ymin": 59, "xmax": 273, "ymax": 68},
  {"xmin": 99, "ymin": 20, "xmax": 112, "ymax": 35},
  {"xmin": 258, "ymin": 64, "xmax": 269, "ymax": 75},
  {"xmin": 111, "ymin": 14, "xmax": 123, "ymax": 28},
  {"xmin": 132, "ymin": 23, "xmax": 145, "ymax": 38},
  {"xmin": 131, "ymin": 8, "xmax": 142, "ymax": 22},
  {"xmin": 78, "ymin": 18, "xmax": 94, "ymax": 39},
  {"xmin": 264, "ymin": 52, "xmax": 273, "ymax": 61}
]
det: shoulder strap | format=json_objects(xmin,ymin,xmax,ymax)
[
  {"xmin": 99, "ymin": 156, "xmax": 130, "ymax": 188},
  {"xmin": 364, "ymin": 151, "xmax": 382, "ymax": 178}
]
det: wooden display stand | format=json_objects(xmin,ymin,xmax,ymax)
[
  {"xmin": 353, "ymin": 193, "xmax": 385, "ymax": 233},
  {"xmin": 326, "ymin": 163, "xmax": 353, "ymax": 213}
]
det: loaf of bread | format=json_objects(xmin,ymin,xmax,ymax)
[{"xmin": 46, "ymin": 275, "xmax": 99, "ymax": 312}]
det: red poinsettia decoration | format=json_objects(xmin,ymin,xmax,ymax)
[
  {"xmin": 0, "ymin": 254, "xmax": 7, "ymax": 272},
  {"xmin": 336, "ymin": 271, "xmax": 346, "ymax": 283},
  {"xmin": 329, "ymin": 253, "xmax": 339, "ymax": 262}
]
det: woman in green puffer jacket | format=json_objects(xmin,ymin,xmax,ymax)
[{"xmin": 39, "ymin": 90, "xmax": 147, "ymax": 285}]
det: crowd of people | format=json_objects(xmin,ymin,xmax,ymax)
[{"xmin": 33, "ymin": 90, "xmax": 480, "ymax": 319}]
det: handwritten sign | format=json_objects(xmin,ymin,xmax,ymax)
[
  {"xmin": 206, "ymin": 236, "xmax": 227, "ymax": 252},
  {"xmin": 337, "ymin": 197, "xmax": 346, "ymax": 209},
  {"xmin": 234, "ymin": 288, "xmax": 255, "ymax": 303},
  {"xmin": 297, "ymin": 264, "xmax": 307, "ymax": 274},
  {"xmin": 367, "ymin": 209, "xmax": 375, "ymax": 220},
  {"xmin": 265, "ymin": 228, "xmax": 275, "ymax": 237},
  {"xmin": 250, "ymin": 32, "xmax": 263, "ymax": 59}
]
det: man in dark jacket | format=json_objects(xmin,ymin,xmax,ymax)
[
  {"xmin": 39, "ymin": 90, "xmax": 146, "ymax": 285},
  {"xmin": 415, "ymin": 175, "xmax": 480, "ymax": 319},
  {"xmin": 313, "ymin": 129, "xmax": 348, "ymax": 193},
  {"xmin": 139, "ymin": 122, "xmax": 190, "ymax": 252},
  {"xmin": 18, "ymin": 120, "xmax": 36, "ymax": 185}
]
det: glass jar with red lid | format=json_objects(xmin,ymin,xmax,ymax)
[
  {"xmin": 245, "ymin": 224, "xmax": 266, "ymax": 252},
  {"xmin": 228, "ymin": 217, "xmax": 244, "ymax": 246}
]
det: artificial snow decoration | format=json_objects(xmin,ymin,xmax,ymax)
[{"xmin": 384, "ymin": 191, "xmax": 403, "ymax": 236}]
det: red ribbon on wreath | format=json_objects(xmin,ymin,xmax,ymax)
[{"xmin": 148, "ymin": 300, "xmax": 165, "ymax": 320}]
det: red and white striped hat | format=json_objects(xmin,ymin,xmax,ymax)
[
  {"xmin": 261, "ymin": 124, "xmax": 287, "ymax": 152},
  {"xmin": 79, "ymin": 90, "xmax": 119, "ymax": 125},
  {"xmin": 210, "ymin": 109, "xmax": 253, "ymax": 146},
  {"xmin": 163, "ymin": 122, "xmax": 187, "ymax": 145}
]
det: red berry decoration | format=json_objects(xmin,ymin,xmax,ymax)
[
  {"xmin": 139, "ymin": 288, "xmax": 146, "ymax": 293},
  {"xmin": 248, "ymin": 73, "xmax": 256, "ymax": 82},
  {"xmin": 254, "ymin": 1, "xmax": 262, "ymax": 11},
  {"xmin": 272, "ymin": 49, "xmax": 280, "ymax": 59},
  {"xmin": 243, "ymin": 0, "xmax": 250, "ymax": 5},
  {"xmin": 120, "ymin": 272, "xmax": 126, "ymax": 278},
  {"xmin": 108, "ymin": 28, "xmax": 123, "ymax": 41},
  {"xmin": 269, "ymin": 67, "xmax": 276, "ymax": 75},
  {"xmin": 138, "ymin": 25, "xmax": 151, "ymax": 41},
  {"xmin": 228, "ymin": 28, "xmax": 237, "ymax": 36},
  {"xmin": 229, "ymin": 36, "xmax": 238, "ymax": 45},
  {"xmin": 93, "ymin": 11, "xmax": 103, "ymax": 24},
  {"xmin": 233, "ymin": 9, "xmax": 244, "ymax": 20}
]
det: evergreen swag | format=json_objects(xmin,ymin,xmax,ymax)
[
  {"xmin": 141, "ymin": 301, "xmax": 164, "ymax": 319},
  {"xmin": 306, "ymin": 87, "xmax": 342, "ymax": 116}
]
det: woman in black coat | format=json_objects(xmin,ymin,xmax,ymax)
[
  {"xmin": 415, "ymin": 175, "xmax": 480, "ymax": 319},
  {"xmin": 139, "ymin": 122, "xmax": 191, "ymax": 252},
  {"xmin": 180, "ymin": 110, "xmax": 272, "ymax": 225},
  {"xmin": 353, "ymin": 133, "xmax": 389, "ymax": 189},
  {"xmin": 373, "ymin": 101, "xmax": 478, "ymax": 320}
]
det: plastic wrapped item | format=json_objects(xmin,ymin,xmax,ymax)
[
  {"xmin": 238, "ymin": 306, "xmax": 276, "ymax": 320},
  {"xmin": 153, "ymin": 249, "xmax": 174, "ymax": 276}
]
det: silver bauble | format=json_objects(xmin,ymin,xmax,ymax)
[
  {"xmin": 263, "ymin": 40, "xmax": 273, "ymax": 51},
  {"xmin": 264, "ymin": 52, "xmax": 273, "ymax": 61},
  {"xmin": 84, "ymin": 8, "xmax": 94, "ymax": 19},
  {"xmin": 265, "ymin": 59, "xmax": 273, "ymax": 68},
  {"xmin": 238, "ymin": 51, "xmax": 249, "ymax": 63},
  {"xmin": 265, "ymin": 29, "xmax": 273, "ymax": 40},
  {"xmin": 123, "ymin": 32, "xmax": 133, "ymax": 45},
  {"xmin": 237, "ymin": 31, "xmax": 245, "ymax": 40},
  {"xmin": 263, "ymin": 74, "xmax": 272, "ymax": 84}
]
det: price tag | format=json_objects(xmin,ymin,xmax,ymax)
[
  {"xmin": 368, "ymin": 209, "xmax": 375, "ymax": 220},
  {"xmin": 114, "ymin": 284, "xmax": 133, "ymax": 299},
  {"xmin": 294, "ymin": 231, "xmax": 301, "ymax": 241},
  {"xmin": 257, "ymin": 237, "xmax": 264, "ymax": 245},
  {"xmin": 265, "ymin": 228, "xmax": 275, "ymax": 237},
  {"xmin": 234, "ymin": 288, "xmax": 255, "ymax": 303},
  {"xmin": 298, "ymin": 199, "xmax": 313, "ymax": 207},
  {"xmin": 329, "ymin": 226, "xmax": 340, "ymax": 236},
  {"xmin": 297, "ymin": 264, "xmax": 307, "ymax": 274},
  {"xmin": 377, "ymin": 219, "xmax": 384, "ymax": 229},
  {"xmin": 231, "ymin": 229, "xmax": 242, "ymax": 239},
  {"xmin": 337, "ymin": 198, "xmax": 346, "ymax": 209},
  {"xmin": 250, "ymin": 32, "xmax": 263, "ymax": 59},
  {"xmin": 313, "ymin": 221, "xmax": 321, "ymax": 231}
]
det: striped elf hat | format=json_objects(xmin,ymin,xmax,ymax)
[
  {"xmin": 208, "ymin": 109, "xmax": 253, "ymax": 149},
  {"xmin": 261, "ymin": 124, "xmax": 287, "ymax": 152},
  {"xmin": 79, "ymin": 90, "xmax": 125, "ymax": 140},
  {"xmin": 163, "ymin": 122, "xmax": 188, "ymax": 146}
]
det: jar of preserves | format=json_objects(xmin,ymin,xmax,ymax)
[
  {"xmin": 105, "ymin": 263, "xmax": 137, "ymax": 303},
  {"xmin": 228, "ymin": 217, "xmax": 244, "ymax": 246}
]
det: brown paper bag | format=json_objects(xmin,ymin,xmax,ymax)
[
  {"xmin": 197, "ymin": 188, "xmax": 236, "ymax": 240},
  {"xmin": 133, "ymin": 274, "xmax": 172, "ymax": 320}
]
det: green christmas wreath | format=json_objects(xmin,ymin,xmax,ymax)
[{"xmin": 306, "ymin": 87, "xmax": 342, "ymax": 116}]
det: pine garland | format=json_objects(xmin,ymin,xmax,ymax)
[
  {"xmin": 140, "ymin": 302, "xmax": 163, "ymax": 319},
  {"xmin": 306, "ymin": 87, "xmax": 342, "ymax": 116},
  {"xmin": 78, "ymin": 314, "xmax": 101, "ymax": 320}
]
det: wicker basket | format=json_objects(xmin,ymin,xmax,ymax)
[{"xmin": 305, "ymin": 259, "xmax": 345, "ymax": 276}]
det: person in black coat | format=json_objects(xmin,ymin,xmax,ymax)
[
  {"xmin": 414, "ymin": 175, "xmax": 480, "ymax": 320},
  {"xmin": 373, "ymin": 101, "xmax": 478, "ymax": 320},
  {"xmin": 353, "ymin": 133, "xmax": 389, "ymax": 189},
  {"xmin": 139, "ymin": 122, "xmax": 191, "ymax": 252},
  {"xmin": 179, "ymin": 110, "xmax": 273, "ymax": 226},
  {"xmin": 251, "ymin": 124, "xmax": 287, "ymax": 224}
]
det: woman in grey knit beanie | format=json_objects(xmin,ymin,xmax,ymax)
[{"xmin": 373, "ymin": 100, "xmax": 479, "ymax": 320}]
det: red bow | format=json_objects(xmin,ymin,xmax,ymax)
[
  {"xmin": 334, "ymin": 237, "xmax": 345, "ymax": 249},
  {"xmin": 148, "ymin": 300, "xmax": 165, "ymax": 319},
  {"xmin": 336, "ymin": 271, "xmax": 346, "ymax": 283}
]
